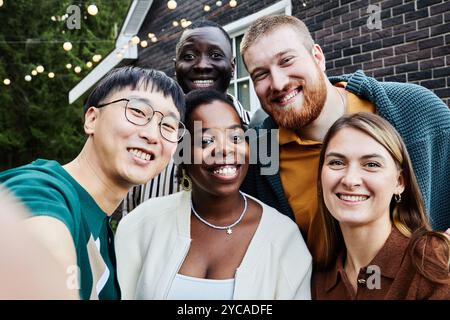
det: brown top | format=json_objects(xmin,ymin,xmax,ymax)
[{"xmin": 312, "ymin": 227, "xmax": 450, "ymax": 300}]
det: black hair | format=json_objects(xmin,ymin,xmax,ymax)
[
  {"xmin": 184, "ymin": 89, "xmax": 242, "ymax": 127},
  {"xmin": 176, "ymin": 20, "xmax": 232, "ymax": 57},
  {"xmin": 83, "ymin": 66, "xmax": 185, "ymax": 121}
]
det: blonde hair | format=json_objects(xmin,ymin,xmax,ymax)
[
  {"xmin": 308, "ymin": 112, "xmax": 450, "ymax": 283},
  {"xmin": 240, "ymin": 15, "xmax": 315, "ymax": 59}
]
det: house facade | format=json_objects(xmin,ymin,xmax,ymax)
[{"xmin": 70, "ymin": 0, "xmax": 450, "ymax": 112}]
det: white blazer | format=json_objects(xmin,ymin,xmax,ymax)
[{"xmin": 115, "ymin": 191, "xmax": 312, "ymax": 300}]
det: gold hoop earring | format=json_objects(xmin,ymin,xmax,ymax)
[
  {"xmin": 181, "ymin": 168, "xmax": 192, "ymax": 191},
  {"xmin": 394, "ymin": 193, "xmax": 402, "ymax": 203}
]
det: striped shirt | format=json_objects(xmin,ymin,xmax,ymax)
[{"xmin": 118, "ymin": 94, "xmax": 250, "ymax": 216}]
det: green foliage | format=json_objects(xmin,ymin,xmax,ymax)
[{"xmin": 0, "ymin": 0, "xmax": 131, "ymax": 170}]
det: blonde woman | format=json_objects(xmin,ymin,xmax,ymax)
[{"xmin": 309, "ymin": 112, "xmax": 450, "ymax": 299}]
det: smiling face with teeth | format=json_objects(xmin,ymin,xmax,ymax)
[
  {"xmin": 85, "ymin": 86, "xmax": 180, "ymax": 188},
  {"xmin": 183, "ymin": 99, "xmax": 248, "ymax": 197},
  {"xmin": 244, "ymin": 26, "xmax": 329, "ymax": 131},
  {"xmin": 175, "ymin": 27, "xmax": 235, "ymax": 94},
  {"xmin": 320, "ymin": 127, "xmax": 405, "ymax": 228}
]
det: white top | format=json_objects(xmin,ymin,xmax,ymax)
[
  {"xmin": 115, "ymin": 191, "xmax": 312, "ymax": 300},
  {"xmin": 167, "ymin": 274, "xmax": 235, "ymax": 300}
]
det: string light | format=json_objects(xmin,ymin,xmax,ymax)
[
  {"xmin": 172, "ymin": 21, "xmax": 179, "ymax": 27},
  {"xmin": 229, "ymin": 0, "xmax": 237, "ymax": 7},
  {"xmin": 0, "ymin": 0, "xmax": 3, "ymax": 8},
  {"xmin": 36, "ymin": 65, "xmax": 45, "ymax": 73},
  {"xmin": 167, "ymin": 0, "xmax": 177, "ymax": 10},
  {"xmin": 66, "ymin": 63, "xmax": 72, "ymax": 69},
  {"xmin": 148, "ymin": 33, "xmax": 155, "ymax": 39},
  {"xmin": 204, "ymin": 4, "xmax": 211, "ymax": 12},
  {"xmin": 87, "ymin": 4, "xmax": 98, "ymax": 16},
  {"xmin": 151, "ymin": 36, "xmax": 158, "ymax": 43},
  {"xmin": 74, "ymin": 66, "xmax": 82, "ymax": 73},
  {"xmin": 131, "ymin": 36, "xmax": 140, "ymax": 45},
  {"xmin": 216, "ymin": 1, "xmax": 222, "ymax": 6},
  {"xmin": 92, "ymin": 54, "xmax": 102, "ymax": 62},
  {"xmin": 48, "ymin": 72, "xmax": 55, "ymax": 79},
  {"xmin": 31, "ymin": 70, "xmax": 38, "ymax": 76},
  {"xmin": 180, "ymin": 19, "xmax": 191, "ymax": 28},
  {"xmin": 3, "ymin": 78, "xmax": 11, "ymax": 85},
  {"xmin": 140, "ymin": 40, "xmax": 148, "ymax": 48},
  {"xmin": 86, "ymin": 61, "xmax": 93, "ymax": 68},
  {"xmin": 63, "ymin": 41, "xmax": 72, "ymax": 51},
  {"xmin": 25, "ymin": 75, "xmax": 32, "ymax": 82}
]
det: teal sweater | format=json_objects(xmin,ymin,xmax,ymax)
[{"xmin": 242, "ymin": 70, "xmax": 450, "ymax": 231}]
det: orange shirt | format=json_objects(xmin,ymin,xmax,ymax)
[{"xmin": 279, "ymin": 83, "xmax": 375, "ymax": 236}]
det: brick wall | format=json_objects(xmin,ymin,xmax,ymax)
[
  {"xmin": 295, "ymin": 0, "xmax": 450, "ymax": 106},
  {"xmin": 136, "ymin": 0, "xmax": 450, "ymax": 106},
  {"xmin": 136, "ymin": 0, "xmax": 279, "ymax": 77}
]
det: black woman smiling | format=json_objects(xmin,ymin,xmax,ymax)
[{"xmin": 115, "ymin": 89, "xmax": 312, "ymax": 300}]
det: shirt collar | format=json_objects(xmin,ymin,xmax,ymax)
[
  {"xmin": 324, "ymin": 226, "xmax": 410, "ymax": 292},
  {"xmin": 279, "ymin": 127, "xmax": 322, "ymax": 146}
]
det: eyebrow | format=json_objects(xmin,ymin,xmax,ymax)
[
  {"xmin": 198, "ymin": 124, "xmax": 243, "ymax": 132},
  {"xmin": 127, "ymin": 95, "xmax": 179, "ymax": 119},
  {"xmin": 249, "ymin": 49, "xmax": 296, "ymax": 76},
  {"xmin": 180, "ymin": 42, "xmax": 226, "ymax": 53},
  {"xmin": 325, "ymin": 152, "xmax": 386, "ymax": 161}
]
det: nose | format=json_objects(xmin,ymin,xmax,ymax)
[
  {"xmin": 340, "ymin": 165, "xmax": 362, "ymax": 190},
  {"xmin": 270, "ymin": 68, "xmax": 290, "ymax": 92},
  {"xmin": 211, "ymin": 134, "xmax": 234, "ymax": 160},
  {"xmin": 138, "ymin": 116, "xmax": 160, "ymax": 144},
  {"xmin": 193, "ymin": 54, "xmax": 213, "ymax": 71}
]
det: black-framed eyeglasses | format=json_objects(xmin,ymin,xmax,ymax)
[{"xmin": 97, "ymin": 98, "xmax": 186, "ymax": 143}]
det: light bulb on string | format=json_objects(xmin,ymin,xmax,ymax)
[
  {"xmin": 229, "ymin": 0, "xmax": 237, "ymax": 7},
  {"xmin": 36, "ymin": 65, "xmax": 45, "ymax": 73},
  {"xmin": 204, "ymin": 5, "xmax": 210, "ymax": 12},
  {"xmin": 3, "ymin": 78, "xmax": 11, "ymax": 85},
  {"xmin": 87, "ymin": 4, "xmax": 98, "ymax": 16},
  {"xmin": 167, "ymin": 0, "xmax": 177, "ymax": 10},
  {"xmin": 66, "ymin": 64, "xmax": 72, "ymax": 69},
  {"xmin": 131, "ymin": 36, "xmax": 140, "ymax": 45},
  {"xmin": 25, "ymin": 75, "xmax": 32, "ymax": 82},
  {"xmin": 74, "ymin": 66, "xmax": 82, "ymax": 74},
  {"xmin": 216, "ymin": 1, "xmax": 222, "ymax": 6},
  {"xmin": 63, "ymin": 41, "xmax": 72, "ymax": 51},
  {"xmin": 140, "ymin": 40, "xmax": 148, "ymax": 48},
  {"xmin": 172, "ymin": 21, "xmax": 179, "ymax": 27},
  {"xmin": 31, "ymin": 70, "xmax": 38, "ymax": 76},
  {"xmin": 48, "ymin": 72, "xmax": 55, "ymax": 79},
  {"xmin": 92, "ymin": 54, "xmax": 102, "ymax": 62},
  {"xmin": 86, "ymin": 61, "xmax": 93, "ymax": 68}
]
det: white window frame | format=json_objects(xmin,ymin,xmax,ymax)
[{"xmin": 223, "ymin": 0, "xmax": 292, "ymax": 116}]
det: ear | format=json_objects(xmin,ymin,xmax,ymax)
[
  {"xmin": 231, "ymin": 57, "xmax": 236, "ymax": 77},
  {"xmin": 311, "ymin": 44, "xmax": 326, "ymax": 72},
  {"xmin": 83, "ymin": 106, "xmax": 100, "ymax": 135},
  {"xmin": 395, "ymin": 170, "xmax": 406, "ymax": 195}
]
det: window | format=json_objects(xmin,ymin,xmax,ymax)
[{"xmin": 224, "ymin": 0, "xmax": 292, "ymax": 116}]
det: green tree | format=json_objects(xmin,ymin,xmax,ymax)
[{"xmin": 0, "ymin": 0, "xmax": 130, "ymax": 170}]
